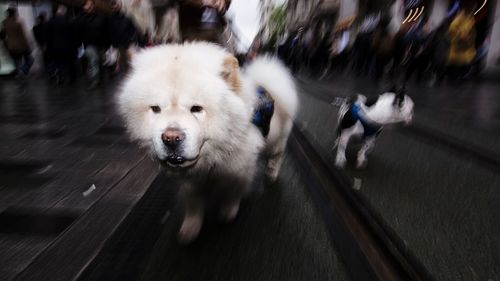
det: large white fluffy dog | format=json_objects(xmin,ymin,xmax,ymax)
[{"xmin": 118, "ymin": 42, "xmax": 298, "ymax": 243}]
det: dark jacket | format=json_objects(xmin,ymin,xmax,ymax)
[
  {"xmin": 1, "ymin": 17, "xmax": 31, "ymax": 54},
  {"xmin": 108, "ymin": 12, "xmax": 138, "ymax": 48},
  {"xmin": 33, "ymin": 22, "xmax": 48, "ymax": 48},
  {"xmin": 46, "ymin": 15, "xmax": 76, "ymax": 54},
  {"xmin": 75, "ymin": 12, "xmax": 108, "ymax": 47}
]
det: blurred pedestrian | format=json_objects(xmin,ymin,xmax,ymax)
[
  {"xmin": 108, "ymin": 0, "xmax": 139, "ymax": 73},
  {"xmin": 446, "ymin": 7, "xmax": 476, "ymax": 80},
  {"xmin": 328, "ymin": 25, "xmax": 352, "ymax": 74},
  {"xmin": 121, "ymin": 0, "xmax": 232, "ymax": 47},
  {"xmin": 389, "ymin": 23, "xmax": 411, "ymax": 80},
  {"xmin": 75, "ymin": 0, "xmax": 109, "ymax": 90},
  {"xmin": 429, "ymin": 20, "xmax": 451, "ymax": 84},
  {"xmin": 46, "ymin": 5, "xmax": 77, "ymax": 85},
  {"xmin": 0, "ymin": 7, "xmax": 33, "ymax": 78},
  {"xmin": 116, "ymin": 0, "xmax": 154, "ymax": 47},
  {"xmin": 404, "ymin": 22, "xmax": 431, "ymax": 82},
  {"xmin": 351, "ymin": 15, "xmax": 379, "ymax": 76},
  {"xmin": 371, "ymin": 15, "xmax": 394, "ymax": 81},
  {"xmin": 33, "ymin": 12, "xmax": 49, "ymax": 73},
  {"xmin": 179, "ymin": 0, "xmax": 231, "ymax": 45}
]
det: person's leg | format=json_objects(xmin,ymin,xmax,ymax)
[
  {"xmin": 85, "ymin": 45, "xmax": 100, "ymax": 88},
  {"xmin": 67, "ymin": 50, "xmax": 77, "ymax": 83},
  {"xmin": 153, "ymin": 4, "xmax": 169, "ymax": 43},
  {"xmin": 21, "ymin": 53, "xmax": 34, "ymax": 75},
  {"xmin": 53, "ymin": 53, "xmax": 64, "ymax": 85},
  {"xmin": 9, "ymin": 51, "xmax": 22, "ymax": 75},
  {"xmin": 42, "ymin": 50, "xmax": 49, "ymax": 74}
]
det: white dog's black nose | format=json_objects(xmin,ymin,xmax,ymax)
[{"xmin": 162, "ymin": 128, "xmax": 185, "ymax": 148}]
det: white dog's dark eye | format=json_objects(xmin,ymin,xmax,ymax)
[
  {"xmin": 190, "ymin": 105, "xmax": 203, "ymax": 113},
  {"xmin": 150, "ymin": 106, "xmax": 161, "ymax": 113}
]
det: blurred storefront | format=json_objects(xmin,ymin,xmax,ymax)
[{"xmin": 285, "ymin": 0, "xmax": 339, "ymax": 34}]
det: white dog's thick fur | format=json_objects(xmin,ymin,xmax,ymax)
[
  {"xmin": 118, "ymin": 42, "xmax": 297, "ymax": 243},
  {"xmin": 333, "ymin": 90, "xmax": 414, "ymax": 169}
]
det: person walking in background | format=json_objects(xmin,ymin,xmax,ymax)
[
  {"xmin": 33, "ymin": 12, "xmax": 49, "ymax": 74},
  {"xmin": 403, "ymin": 22, "xmax": 429, "ymax": 82},
  {"xmin": 389, "ymin": 23, "xmax": 411, "ymax": 80},
  {"xmin": 119, "ymin": 0, "xmax": 155, "ymax": 43},
  {"xmin": 179, "ymin": 0, "xmax": 231, "ymax": 45},
  {"xmin": 446, "ymin": 6, "xmax": 476, "ymax": 80},
  {"xmin": 0, "ymin": 7, "xmax": 33, "ymax": 78},
  {"xmin": 120, "ymin": 0, "xmax": 232, "ymax": 47},
  {"xmin": 108, "ymin": 0, "xmax": 139, "ymax": 74},
  {"xmin": 351, "ymin": 15, "xmax": 378, "ymax": 76},
  {"xmin": 371, "ymin": 15, "xmax": 394, "ymax": 81},
  {"xmin": 75, "ymin": 0, "xmax": 109, "ymax": 90},
  {"xmin": 46, "ymin": 5, "xmax": 77, "ymax": 85}
]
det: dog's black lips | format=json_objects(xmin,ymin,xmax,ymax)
[
  {"xmin": 158, "ymin": 155, "xmax": 199, "ymax": 170},
  {"xmin": 158, "ymin": 140, "xmax": 205, "ymax": 170}
]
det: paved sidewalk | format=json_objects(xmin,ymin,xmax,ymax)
[
  {"xmin": 295, "ymin": 74, "xmax": 500, "ymax": 281},
  {"xmin": 0, "ymin": 78, "xmax": 159, "ymax": 281}
]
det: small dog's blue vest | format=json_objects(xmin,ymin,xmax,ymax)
[
  {"xmin": 252, "ymin": 86, "xmax": 274, "ymax": 137},
  {"xmin": 351, "ymin": 103, "xmax": 382, "ymax": 137}
]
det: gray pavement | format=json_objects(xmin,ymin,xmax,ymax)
[
  {"xmin": 0, "ymin": 78, "xmax": 158, "ymax": 281},
  {"xmin": 2, "ymin": 73, "xmax": 499, "ymax": 281},
  {"xmin": 295, "ymin": 74, "xmax": 500, "ymax": 281},
  {"xmin": 0, "ymin": 77, "xmax": 350, "ymax": 281},
  {"xmin": 80, "ymin": 153, "xmax": 349, "ymax": 281}
]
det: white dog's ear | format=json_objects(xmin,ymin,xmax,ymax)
[{"xmin": 221, "ymin": 56, "xmax": 241, "ymax": 93}]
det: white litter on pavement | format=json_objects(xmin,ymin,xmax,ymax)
[
  {"xmin": 36, "ymin": 165, "xmax": 53, "ymax": 174},
  {"xmin": 83, "ymin": 184, "xmax": 97, "ymax": 197}
]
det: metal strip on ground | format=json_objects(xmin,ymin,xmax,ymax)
[{"xmin": 289, "ymin": 126, "xmax": 435, "ymax": 281}]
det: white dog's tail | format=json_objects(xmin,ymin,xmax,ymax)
[{"xmin": 244, "ymin": 56, "xmax": 298, "ymax": 118}]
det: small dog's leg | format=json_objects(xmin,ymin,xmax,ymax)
[
  {"xmin": 331, "ymin": 134, "xmax": 339, "ymax": 151},
  {"xmin": 335, "ymin": 131, "xmax": 351, "ymax": 168},
  {"xmin": 357, "ymin": 137, "xmax": 376, "ymax": 168},
  {"xmin": 265, "ymin": 151, "xmax": 285, "ymax": 183},
  {"xmin": 178, "ymin": 187, "xmax": 204, "ymax": 244}
]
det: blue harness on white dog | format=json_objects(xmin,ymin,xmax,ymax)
[
  {"xmin": 351, "ymin": 102, "xmax": 382, "ymax": 137},
  {"xmin": 252, "ymin": 86, "xmax": 275, "ymax": 137}
]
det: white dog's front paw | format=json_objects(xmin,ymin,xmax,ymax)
[{"xmin": 178, "ymin": 215, "xmax": 202, "ymax": 244}]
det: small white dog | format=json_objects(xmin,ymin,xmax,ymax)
[
  {"xmin": 333, "ymin": 87, "xmax": 414, "ymax": 169},
  {"xmin": 118, "ymin": 42, "xmax": 298, "ymax": 243}
]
